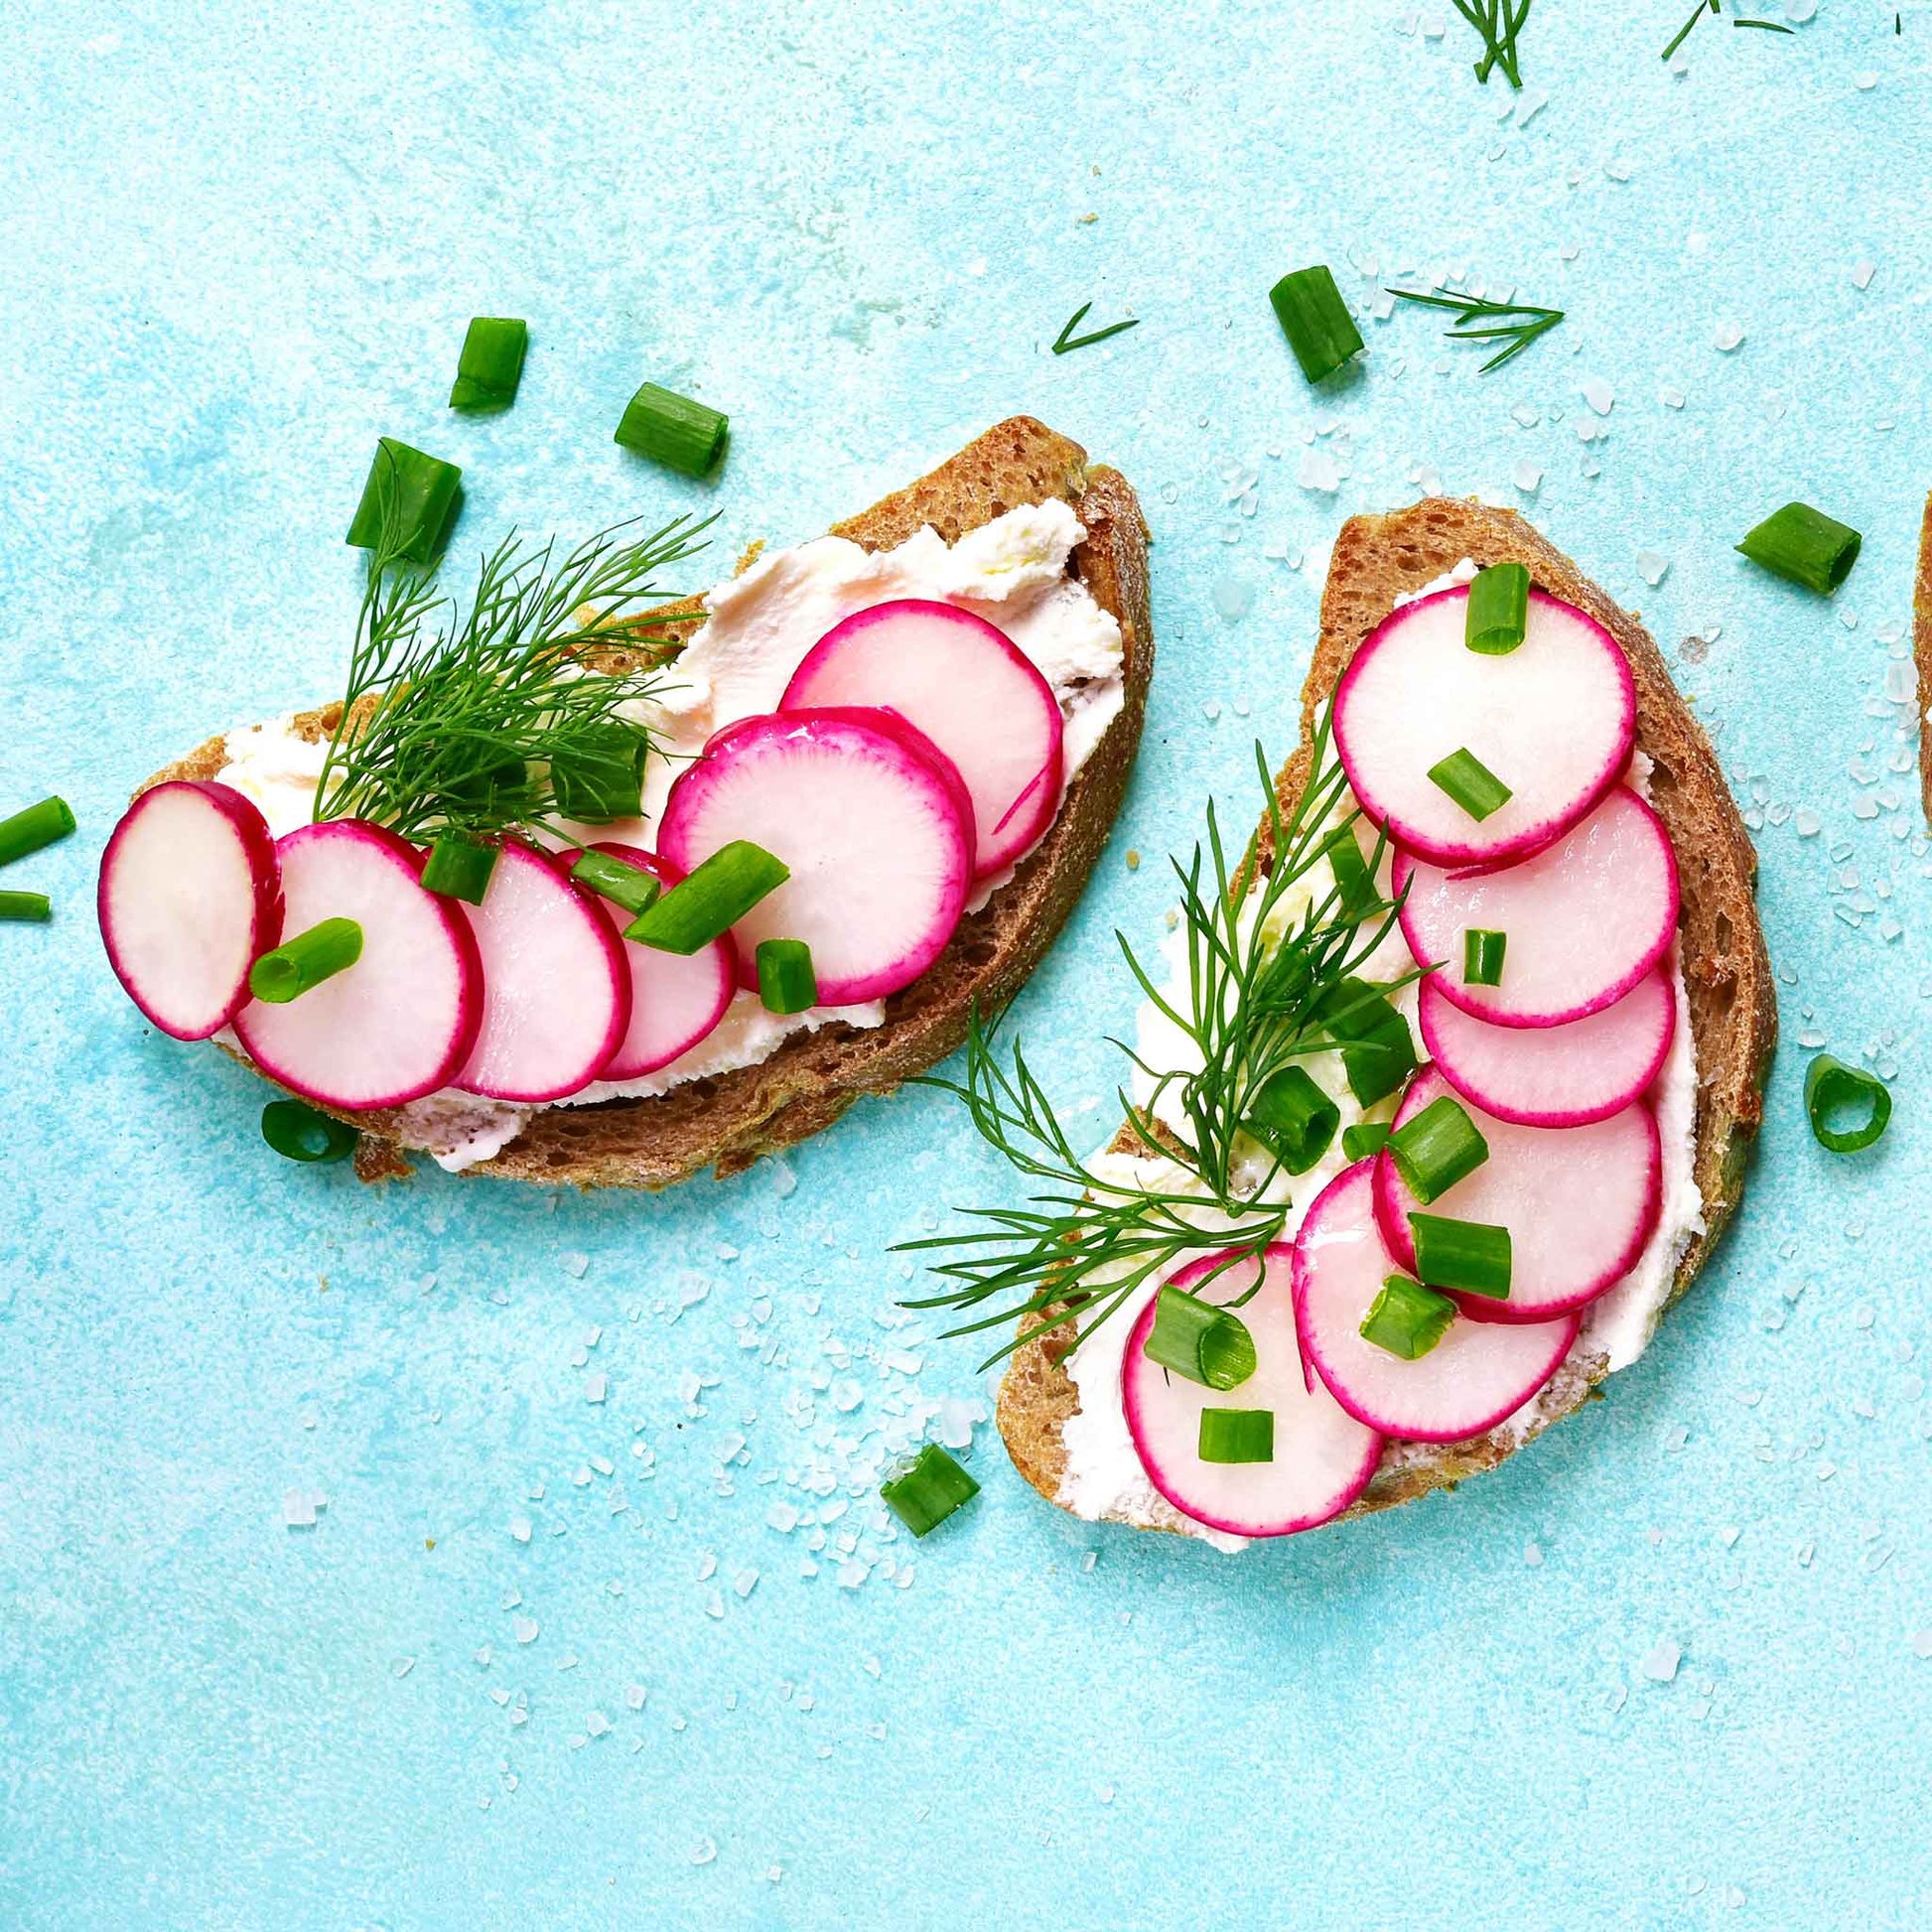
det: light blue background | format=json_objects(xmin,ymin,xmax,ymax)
[{"xmin": 3, "ymin": 3, "xmax": 1928, "ymax": 1926}]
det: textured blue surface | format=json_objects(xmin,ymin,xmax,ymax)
[{"xmin": 4, "ymin": 3, "xmax": 1930, "ymax": 1926}]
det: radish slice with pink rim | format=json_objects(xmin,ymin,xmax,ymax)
[
  {"xmin": 1373, "ymin": 1066, "xmax": 1661, "ymax": 1324},
  {"xmin": 1122, "ymin": 1244, "xmax": 1382, "ymax": 1538},
  {"xmin": 780, "ymin": 598, "xmax": 1064, "ymax": 881},
  {"xmin": 1332, "ymin": 585, "xmax": 1636, "ymax": 868},
  {"xmin": 452, "ymin": 840, "xmax": 630, "ymax": 1103},
  {"xmin": 587, "ymin": 843, "xmax": 735, "ymax": 1079},
  {"xmin": 1419, "ymin": 967, "xmax": 1676, "ymax": 1127},
  {"xmin": 1295, "ymin": 1163, "xmax": 1580, "ymax": 1443},
  {"xmin": 657, "ymin": 708, "xmax": 973, "ymax": 1006},
  {"xmin": 98, "ymin": 780, "xmax": 284, "ymax": 1041},
  {"xmin": 1395, "ymin": 785, "xmax": 1679, "ymax": 1029},
  {"xmin": 233, "ymin": 820, "xmax": 482, "ymax": 1110}
]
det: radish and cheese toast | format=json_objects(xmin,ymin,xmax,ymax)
[
  {"xmin": 906, "ymin": 499, "xmax": 1773, "ymax": 1547},
  {"xmin": 97, "ymin": 417, "xmax": 1153, "ymax": 1184}
]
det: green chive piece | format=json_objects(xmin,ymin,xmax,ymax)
[
  {"xmin": 1321, "ymin": 823, "xmax": 1380, "ymax": 920},
  {"xmin": 881, "ymin": 1443, "xmax": 979, "ymax": 1537},
  {"xmin": 1410, "ymin": 1211, "xmax": 1513, "ymax": 1300},
  {"xmin": 1462, "ymin": 927, "xmax": 1507, "ymax": 987},
  {"xmin": 260, "ymin": 1099, "xmax": 358, "ymax": 1165},
  {"xmin": 1243, "ymin": 1063, "xmax": 1340, "ymax": 1174},
  {"xmin": 1427, "ymin": 747, "xmax": 1512, "ymax": 822},
  {"xmin": 1389, "ymin": 1094, "xmax": 1489, "ymax": 1204},
  {"xmin": 420, "ymin": 831, "xmax": 499, "ymax": 905},
  {"xmin": 624, "ymin": 840, "xmax": 788, "ymax": 953},
  {"xmin": 615, "ymin": 382, "xmax": 728, "ymax": 478},
  {"xmin": 0, "ymin": 795, "xmax": 76, "ymax": 870},
  {"xmin": 1464, "ymin": 562, "xmax": 1531, "ymax": 654},
  {"xmin": 0, "ymin": 890, "xmax": 52, "ymax": 922},
  {"xmin": 1341, "ymin": 1121, "xmax": 1391, "ymax": 1163},
  {"xmin": 1359, "ymin": 1276, "xmax": 1457, "ymax": 1361},
  {"xmin": 1314, "ymin": 977, "xmax": 1418, "ymax": 1108},
  {"xmin": 1143, "ymin": 1285, "xmax": 1259, "ymax": 1392},
  {"xmin": 571, "ymin": 850, "xmax": 661, "ymax": 917},
  {"xmin": 1268, "ymin": 266, "xmax": 1364, "ymax": 384},
  {"xmin": 1736, "ymin": 502, "xmax": 1863, "ymax": 596},
  {"xmin": 248, "ymin": 917, "xmax": 364, "ymax": 1004},
  {"xmin": 449, "ymin": 317, "xmax": 528, "ymax": 411},
  {"xmin": 345, "ymin": 438, "xmax": 464, "ymax": 565},
  {"xmin": 550, "ymin": 724, "xmax": 649, "ymax": 822},
  {"xmin": 1804, "ymin": 1054, "xmax": 1892, "ymax": 1155},
  {"xmin": 756, "ymin": 938, "xmax": 817, "ymax": 1016},
  {"xmin": 1197, "ymin": 1408, "xmax": 1275, "ymax": 1464}
]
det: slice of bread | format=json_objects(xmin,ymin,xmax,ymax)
[
  {"xmin": 997, "ymin": 499, "xmax": 1776, "ymax": 1532},
  {"xmin": 144, "ymin": 417, "xmax": 1153, "ymax": 1186}
]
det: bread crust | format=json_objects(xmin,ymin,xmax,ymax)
[
  {"xmin": 997, "ymin": 499, "xmax": 1777, "ymax": 1532},
  {"xmin": 148, "ymin": 418, "xmax": 1153, "ymax": 1186},
  {"xmin": 1915, "ymin": 490, "xmax": 1932, "ymax": 827}
]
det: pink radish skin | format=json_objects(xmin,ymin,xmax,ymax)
[
  {"xmin": 780, "ymin": 598, "xmax": 1065, "ymax": 881},
  {"xmin": 587, "ymin": 843, "xmax": 735, "ymax": 1079},
  {"xmin": 1295, "ymin": 1163, "xmax": 1581, "ymax": 1443},
  {"xmin": 1333, "ymin": 586, "xmax": 1637, "ymax": 868},
  {"xmin": 1123, "ymin": 1244, "xmax": 1382, "ymax": 1538},
  {"xmin": 99, "ymin": 780, "xmax": 285, "ymax": 1041},
  {"xmin": 233, "ymin": 820, "xmax": 482, "ymax": 1110},
  {"xmin": 1419, "ymin": 968, "xmax": 1676, "ymax": 1128},
  {"xmin": 453, "ymin": 840, "xmax": 631, "ymax": 1103},
  {"xmin": 658, "ymin": 708, "xmax": 973, "ymax": 1006},
  {"xmin": 1395, "ymin": 785, "xmax": 1679, "ymax": 1029},
  {"xmin": 1373, "ymin": 1066, "xmax": 1662, "ymax": 1324}
]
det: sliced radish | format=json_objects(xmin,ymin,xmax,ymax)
[
  {"xmin": 1420, "ymin": 968, "xmax": 1676, "ymax": 1127},
  {"xmin": 1122, "ymin": 1244, "xmax": 1382, "ymax": 1538},
  {"xmin": 1333, "ymin": 585, "xmax": 1636, "ymax": 868},
  {"xmin": 779, "ymin": 599, "xmax": 1064, "ymax": 880},
  {"xmin": 233, "ymin": 820, "xmax": 482, "ymax": 1110},
  {"xmin": 452, "ymin": 840, "xmax": 630, "ymax": 1103},
  {"xmin": 99, "ymin": 781, "xmax": 284, "ymax": 1041},
  {"xmin": 588, "ymin": 843, "xmax": 735, "ymax": 1079},
  {"xmin": 1395, "ymin": 785, "xmax": 1679, "ymax": 1028},
  {"xmin": 1295, "ymin": 1163, "xmax": 1579, "ymax": 1442},
  {"xmin": 1373, "ymin": 1066, "xmax": 1661, "ymax": 1323},
  {"xmin": 657, "ymin": 708, "xmax": 973, "ymax": 1005}
]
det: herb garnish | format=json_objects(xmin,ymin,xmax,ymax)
[
  {"xmin": 1387, "ymin": 287, "xmax": 1566, "ymax": 373},
  {"xmin": 898, "ymin": 729, "xmax": 1422, "ymax": 1367},
  {"xmin": 1051, "ymin": 302, "xmax": 1141, "ymax": 356},
  {"xmin": 1662, "ymin": 0, "xmax": 1720, "ymax": 62},
  {"xmin": 1452, "ymin": 0, "xmax": 1533, "ymax": 87}
]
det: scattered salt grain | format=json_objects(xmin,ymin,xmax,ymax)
[
  {"xmin": 1640, "ymin": 1639, "xmax": 1682, "ymax": 1683},
  {"xmin": 1637, "ymin": 551, "xmax": 1670, "ymax": 588}
]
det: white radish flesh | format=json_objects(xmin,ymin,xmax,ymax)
[
  {"xmin": 1373, "ymin": 1066, "xmax": 1661, "ymax": 1323},
  {"xmin": 1332, "ymin": 585, "xmax": 1636, "ymax": 867},
  {"xmin": 453, "ymin": 841, "xmax": 630, "ymax": 1103},
  {"xmin": 1420, "ymin": 967, "xmax": 1676, "ymax": 1127},
  {"xmin": 657, "ymin": 708, "xmax": 973, "ymax": 1005},
  {"xmin": 1395, "ymin": 785, "xmax": 1679, "ymax": 1028},
  {"xmin": 98, "ymin": 780, "xmax": 284, "ymax": 1040},
  {"xmin": 1295, "ymin": 1163, "xmax": 1580, "ymax": 1443},
  {"xmin": 1122, "ymin": 1244, "xmax": 1383, "ymax": 1538},
  {"xmin": 233, "ymin": 820, "xmax": 482, "ymax": 1110},
  {"xmin": 588, "ymin": 843, "xmax": 735, "ymax": 1079}
]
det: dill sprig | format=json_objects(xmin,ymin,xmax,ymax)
[
  {"xmin": 1452, "ymin": 0, "xmax": 1533, "ymax": 87},
  {"xmin": 1051, "ymin": 302, "xmax": 1142, "ymax": 356},
  {"xmin": 1662, "ymin": 0, "xmax": 1719, "ymax": 62},
  {"xmin": 1387, "ymin": 286, "xmax": 1566, "ymax": 373}
]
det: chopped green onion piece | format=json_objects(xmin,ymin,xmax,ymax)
[
  {"xmin": 1804, "ymin": 1054, "xmax": 1891, "ymax": 1155},
  {"xmin": 420, "ymin": 831, "xmax": 499, "ymax": 904},
  {"xmin": 1462, "ymin": 927, "xmax": 1507, "ymax": 987},
  {"xmin": 449, "ymin": 317, "xmax": 528, "ymax": 411},
  {"xmin": 624, "ymin": 840, "xmax": 788, "ymax": 953},
  {"xmin": 1464, "ymin": 561, "xmax": 1531, "ymax": 654},
  {"xmin": 615, "ymin": 382, "xmax": 728, "ymax": 478},
  {"xmin": 1388, "ymin": 1094, "xmax": 1489, "ymax": 1204},
  {"xmin": 0, "ymin": 890, "xmax": 51, "ymax": 922},
  {"xmin": 880, "ymin": 1443, "xmax": 979, "ymax": 1537},
  {"xmin": 1736, "ymin": 501, "xmax": 1863, "ymax": 596},
  {"xmin": 1341, "ymin": 1121, "xmax": 1391, "ymax": 1163},
  {"xmin": 1359, "ymin": 1276, "xmax": 1457, "ymax": 1361},
  {"xmin": 1410, "ymin": 1211, "xmax": 1512, "ymax": 1299},
  {"xmin": 756, "ymin": 938, "xmax": 817, "ymax": 1015},
  {"xmin": 260, "ymin": 1099, "xmax": 357, "ymax": 1165},
  {"xmin": 1314, "ymin": 977, "xmax": 1418, "ymax": 1108},
  {"xmin": 550, "ymin": 724, "xmax": 649, "ymax": 822},
  {"xmin": 1427, "ymin": 747, "xmax": 1512, "ymax": 822},
  {"xmin": 1268, "ymin": 266, "xmax": 1364, "ymax": 384},
  {"xmin": 345, "ymin": 437, "xmax": 464, "ymax": 565},
  {"xmin": 1321, "ymin": 823, "xmax": 1379, "ymax": 920},
  {"xmin": 1243, "ymin": 1063, "xmax": 1340, "ymax": 1174},
  {"xmin": 570, "ymin": 850, "xmax": 661, "ymax": 916},
  {"xmin": 0, "ymin": 795, "xmax": 75, "ymax": 870},
  {"xmin": 1197, "ymin": 1408, "xmax": 1275, "ymax": 1464},
  {"xmin": 1143, "ymin": 1285, "xmax": 1259, "ymax": 1392},
  {"xmin": 248, "ymin": 917, "xmax": 363, "ymax": 1004}
]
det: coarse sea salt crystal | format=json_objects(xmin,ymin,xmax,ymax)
[
  {"xmin": 1714, "ymin": 321, "xmax": 1745, "ymax": 352},
  {"xmin": 1641, "ymin": 1639, "xmax": 1682, "ymax": 1683}
]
